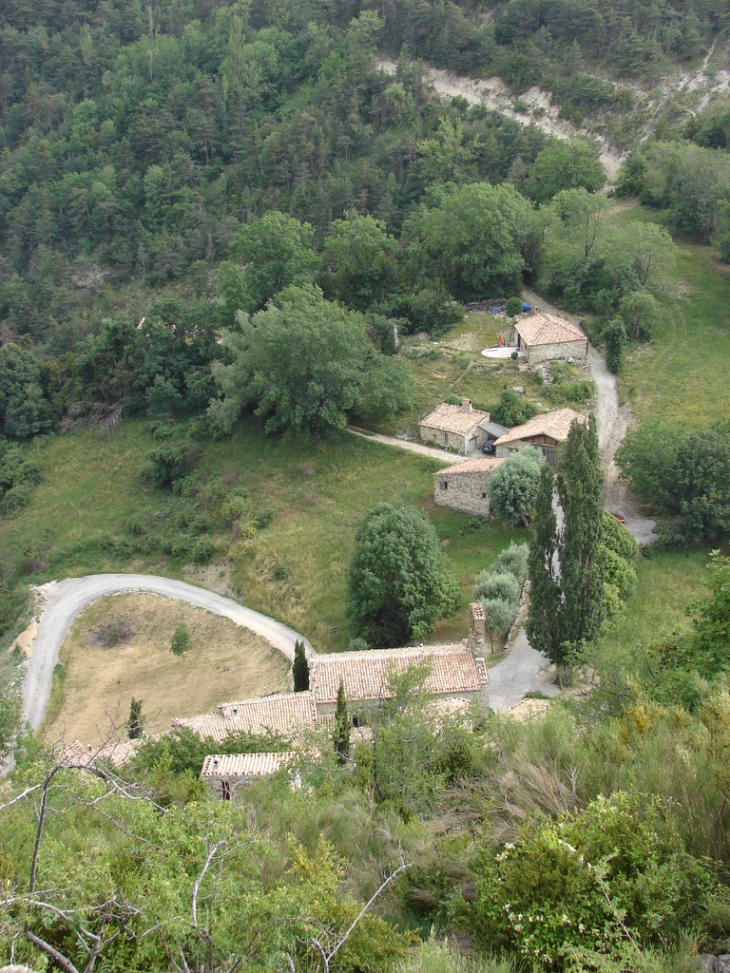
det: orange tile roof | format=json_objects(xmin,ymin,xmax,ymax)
[
  {"xmin": 173, "ymin": 692, "xmax": 316, "ymax": 740},
  {"xmin": 493, "ymin": 408, "xmax": 586, "ymax": 447},
  {"xmin": 308, "ymin": 644, "xmax": 488, "ymax": 705},
  {"xmin": 201, "ymin": 752, "xmax": 295, "ymax": 778},
  {"xmin": 515, "ymin": 311, "xmax": 586, "ymax": 346},
  {"xmin": 57, "ymin": 738, "xmax": 141, "ymax": 768},
  {"xmin": 420, "ymin": 402, "xmax": 490, "ymax": 435},
  {"xmin": 436, "ymin": 457, "xmax": 505, "ymax": 477}
]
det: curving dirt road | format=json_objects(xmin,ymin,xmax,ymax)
[{"xmin": 21, "ymin": 575, "xmax": 315, "ymax": 734}]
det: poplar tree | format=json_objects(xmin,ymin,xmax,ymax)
[
  {"xmin": 527, "ymin": 416, "xmax": 604, "ymax": 683},
  {"xmin": 333, "ymin": 681, "xmax": 350, "ymax": 765},
  {"xmin": 292, "ymin": 640, "xmax": 309, "ymax": 692}
]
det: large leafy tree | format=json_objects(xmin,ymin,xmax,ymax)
[
  {"xmin": 402, "ymin": 181, "xmax": 536, "ymax": 299},
  {"xmin": 319, "ymin": 210, "xmax": 399, "ymax": 309},
  {"xmin": 488, "ymin": 445, "xmax": 544, "ymax": 527},
  {"xmin": 525, "ymin": 138, "xmax": 606, "ymax": 203},
  {"xmin": 0, "ymin": 343, "xmax": 49, "ymax": 439},
  {"xmin": 527, "ymin": 416, "xmax": 604, "ymax": 680},
  {"xmin": 346, "ymin": 503, "xmax": 461, "ymax": 648},
  {"xmin": 209, "ymin": 285, "xmax": 414, "ymax": 438},
  {"xmin": 218, "ymin": 212, "xmax": 319, "ymax": 317}
]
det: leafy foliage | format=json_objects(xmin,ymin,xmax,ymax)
[
  {"xmin": 170, "ymin": 623, "xmax": 191, "ymax": 656},
  {"xmin": 293, "ymin": 640, "xmax": 309, "ymax": 692},
  {"xmin": 347, "ymin": 503, "xmax": 461, "ymax": 647},
  {"xmin": 488, "ymin": 445, "xmax": 544, "ymax": 527}
]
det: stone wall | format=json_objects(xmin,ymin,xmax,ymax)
[
  {"xmin": 524, "ymin": 338, "xmax": 587, "ymax": 363},
  {"xmin": 420, "ymin": 425, "xmax": 470, "ymax": 452},
  {"xmin": 434, "ymin": 470, "xmax": 494, "ymax": 516}
]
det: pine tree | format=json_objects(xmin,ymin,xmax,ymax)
[
  {"xmin": 333, "ymin": 681, "xmax": 350, "ymax": 765},
  {"xmin": 292, "ymin": 640, "xmax": 309, "ymax": 692},
  {"xmin": 127, "ymin": 698, "xmax": 144, "ymax": 740},
  {"xmin": 526, "ymin": 416, "xmax": 604, "ymax": 683}
]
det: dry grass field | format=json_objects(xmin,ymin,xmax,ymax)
[{"xmin": 43, "ymin": 594, "xmax": 291, "ymax": 745}]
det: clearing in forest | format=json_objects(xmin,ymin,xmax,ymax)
[{"xmin": 43, "ymin": 594, "xmax": 290, "ymax": 745}]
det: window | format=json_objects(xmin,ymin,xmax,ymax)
[
  {"xmin": 444, "ymin": 432, "xmax": 448, "ymax": 443},
  {"xmin": 352, "ymin": 715, "xmax": 360, "ymax": 728},
  {"xmin": 222, "ymin": 780, "xmax": 231, "ymax": 801},
  {"xmin": 440, "ymin": 480, "xmax": 448, "ymax": 491},
  {"xmin": 481, "ymin": 492, "xmax": 487, "ymax": 499}
]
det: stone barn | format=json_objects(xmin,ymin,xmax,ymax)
[
  {"xmin": 493, "ymin": 408, "xmax": 586, "ymax": 466},
  {"xmin": 433, "ymin": 457, "xmax": 505, "ymax": 516},
  {"xmin": 419, "ymin": 399, "xmax": 491, "ymax": 454},
  {"xmin": 515, "ymin": 311, "xmax": 588, "ymax": 363},
  {"xmin": 307, "ymin": 643, "xmax": 489, "ymax": 726}
]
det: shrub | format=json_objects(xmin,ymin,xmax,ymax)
[
  {"xmin": 348, "ymin": 637, "xmax": 369, "ymax": 652},
  {"xmin": 505, "ymin": 296, "xmax": 523, "ymax": 317},
  {"xmin": 474, "ymin": 571, "xmax": 520, "ymax": 606},
  {"xmin": 491, "ymin": 388, "xmax": 538, "ymax": 427},
  {"xmin": 493, "ymin": 542, "xmax": 529, "ymax": 585},
  {"xmin": 0, "ymin": 484, "xmax": 32, "ymax": 516},
  {"xmin": 221, "ymin": 494, "xmax": 249, "ymax": 526},
  {"xmin": 192, "ymin": 537, "xmax": 215, "ymax": 564},
  {"xmin": 170, "ymin": 623, "xmax": 191, "ymax": 656},
  {"xmin": 254, "ymin": 509, "xmax": 274, "ymax": 529}
]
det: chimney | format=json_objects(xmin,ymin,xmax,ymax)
[
  {"xmin": 461, "ymin": 398, "xmax": 472, "ymax": 413},
  {"xmin": 468, "ymin": 602, "xmax": 485, "ymax": 654}
]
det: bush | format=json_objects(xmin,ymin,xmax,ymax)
[
  {"xmin": 491, "ymin": 388, "xmax": 537, "ymax": 427},
  {"xmin": 192, "ymin": 538, "xmax": 215, "ymax": 564},
  {"xmin": 170, "ymin": 623, "xmax": 191, "ymax": 656},
  {"xmin": 493, "ymin": 542, "xmax": 529, "ymax": 585},
  {"xmin": 221, "ymin": 494, "xmax": 249, "ymax": 526},
  {"xmin": 488, "ymin": 446, "xmax": 544, "ymax": 527},
  {"xmin": 0, "ymin": 484, "xmax": 32, "ymax": 516},
  {"xmin": 505, "ymin": 296, "xmax": 523, "ymax": 317},
  {"xmin": 474, "ymin": 571, "xmax": 520, "ymax": 606}
]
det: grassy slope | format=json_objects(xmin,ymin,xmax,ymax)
[{"xmin": 615, "ymin": 207, "xmax": 730, "ymax": 426}]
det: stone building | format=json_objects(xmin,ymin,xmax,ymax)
[
  {"xmin": 419, "ymin": 399, "xmax": 491, "ymax": 453},
  {"xmin": 172, "ymin": 691, "xmax": 317, "ymax": 742},
  {"xmin": 514, "ymin": 311, "xmax": 588, "ymax": 363},
  {"xmin": 433, "ymin": 457, "xmax": 505, "ymax": 516},
  {"xmin": 307, "ymin": 643, "xmax": 488, "ymax": 725},
  {"xmin": 201, "ymin": 752, "xmax": 297, "ymax": 800},
  {"xmin": 493, "ymin": 408, "xmax": 586, "ymax": 466}
]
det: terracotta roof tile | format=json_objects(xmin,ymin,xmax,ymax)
[
  {"xmin": 420, "ymin": 403, "xmax": 490, "ymax": 435},
  {"xmin": 436, "ymin": 457, "xmax": 505, "ymax": 477},
  {"xmin": 308, "ymin": 644, "xmax": 488, "ymax": 705},
  {"xmin": 173, "ymin": 692, "xmax": 316, "ymax": 740},
  {"xmin": 201, "ymin": 752, "xmax": 295, "ymax": 778},
  {"xmin": 58, "ymin": 739, "xmax": 141, "ymax": 768},
  {"xmin": 516, "ymin": 311, "xmax": 586, "ymax": 346},
  {"xmin": 493, "ymin": 408, "xmax": 586, "ymax": 448}
]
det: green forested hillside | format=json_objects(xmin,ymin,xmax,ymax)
[{"xmin": 3, "ymin": 3, "xmax": 730, "ymax": 971}]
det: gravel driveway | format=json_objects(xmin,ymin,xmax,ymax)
[{"xmin": 21, "ymin": 574, "xmax": 314, "ymax": 734}]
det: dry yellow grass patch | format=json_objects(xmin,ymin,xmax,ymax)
[{"xmin": 44, "ymin": 594, "xmax": 290, "ymax": 745}]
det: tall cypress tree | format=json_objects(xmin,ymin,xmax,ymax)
[
  {"xmin": 333, "ymin": 681, "xmax": 351, "ymax": 765},
  {"xmin": 526, "ymin": 416, "xmax": 604, "ymax": 683},
  {"xmin": 292, "ymin": 640, "xmax": 309, "ymax": 692}
]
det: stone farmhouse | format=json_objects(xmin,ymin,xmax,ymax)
[
  {"xmin": 419, "ymin": 399, "xmax": 491, "ymax": 454},
  {"xmin": 174, "ymin": 634, "xmax": 489, "ymax": 741},
  {"xmin": 433, "ymin": 457, "xmax": 505, "ymax": 516},
  {"xmin": 201, "ymin": 752, "xmax": 298, "ymax": 800},
  {"xmin": 514, "ymin": 311, "xmax": 588, "ymax": 363},
  {"xmin": 493, "ymin": 408, "xmax": 586, "ymax": 466}
]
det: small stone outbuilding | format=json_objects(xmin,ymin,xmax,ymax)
[
  {"xmin": 515, "ymin": 311, "xmax": 588, "ymax": 363},
  {"xmin": 493, "ymin": 408, "xmax": 586, "ymax": 466},
  {"xmin": 419, "ymin": 399, "xmax": 491, "ymax": 454},
  {"xmin": 434, "ymin": 457, "xmax": 505, "ymax": 516},
  {"xmin": 201, "ymin": 752, "xmax": 296, "ymax": 800}
]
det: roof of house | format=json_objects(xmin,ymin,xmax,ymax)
[
  {"xmin": 172, "ymin": 692, "xmax": 317, "ymax": 741},
  {"xmin": 201, "ymin": 752, "xmax": 295, "ymax": 779},
  {"xmin": 308, "ymin": 644, "xmax": 488, "ymax": 705},
  {"xmin": 419, "ymin": 402, "xmax": 490, "ymax": 435},
  {"xmin": 58, "ymin": 738, "xmax": 141, "ymax": 768},
  {"xmin": 478, "ymin": 419, "xmax": 509, "ymax": 439},
  {"xmin": 436, "ymin": 457, "xmax": 505, "ymax": 477},
  {"xmin": 493, "ymin": 408, "xmax": 586, "ymax": 448},
  {"xmin": 515, "ymin": 311, "xmax": 586, "ymax": 346}
]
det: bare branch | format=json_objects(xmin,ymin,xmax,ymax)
[
  {"xmin": 25, "ymin": 928, "xmax": 81, "ymax": 973},
  {"xmin": 0, "ymin": 780, "xmax": 46, "ymax": 813},
  {"xmin": 192, "ymin": 839, "xmax": 227, "ymax": 928}
]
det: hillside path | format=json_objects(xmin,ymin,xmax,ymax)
[
  {"xmin": 21, "ymin": 575, "xmax": 315, "ymax": 734},
  {"xmin": 347, "ymin": 426, "xmax": 470, "ymax": 464}
]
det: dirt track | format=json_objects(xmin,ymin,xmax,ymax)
[{"xmin": 21, "ymin": 575, "xmax": 315, "ymax": 735}]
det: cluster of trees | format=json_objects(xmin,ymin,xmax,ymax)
[
  {"xmin": 616, "ymin": 420, "xmax": 730, "ymax": 544},
  {"xmin": 473, "ymin": 542, "xmax": 529, "ymax": 650}
]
